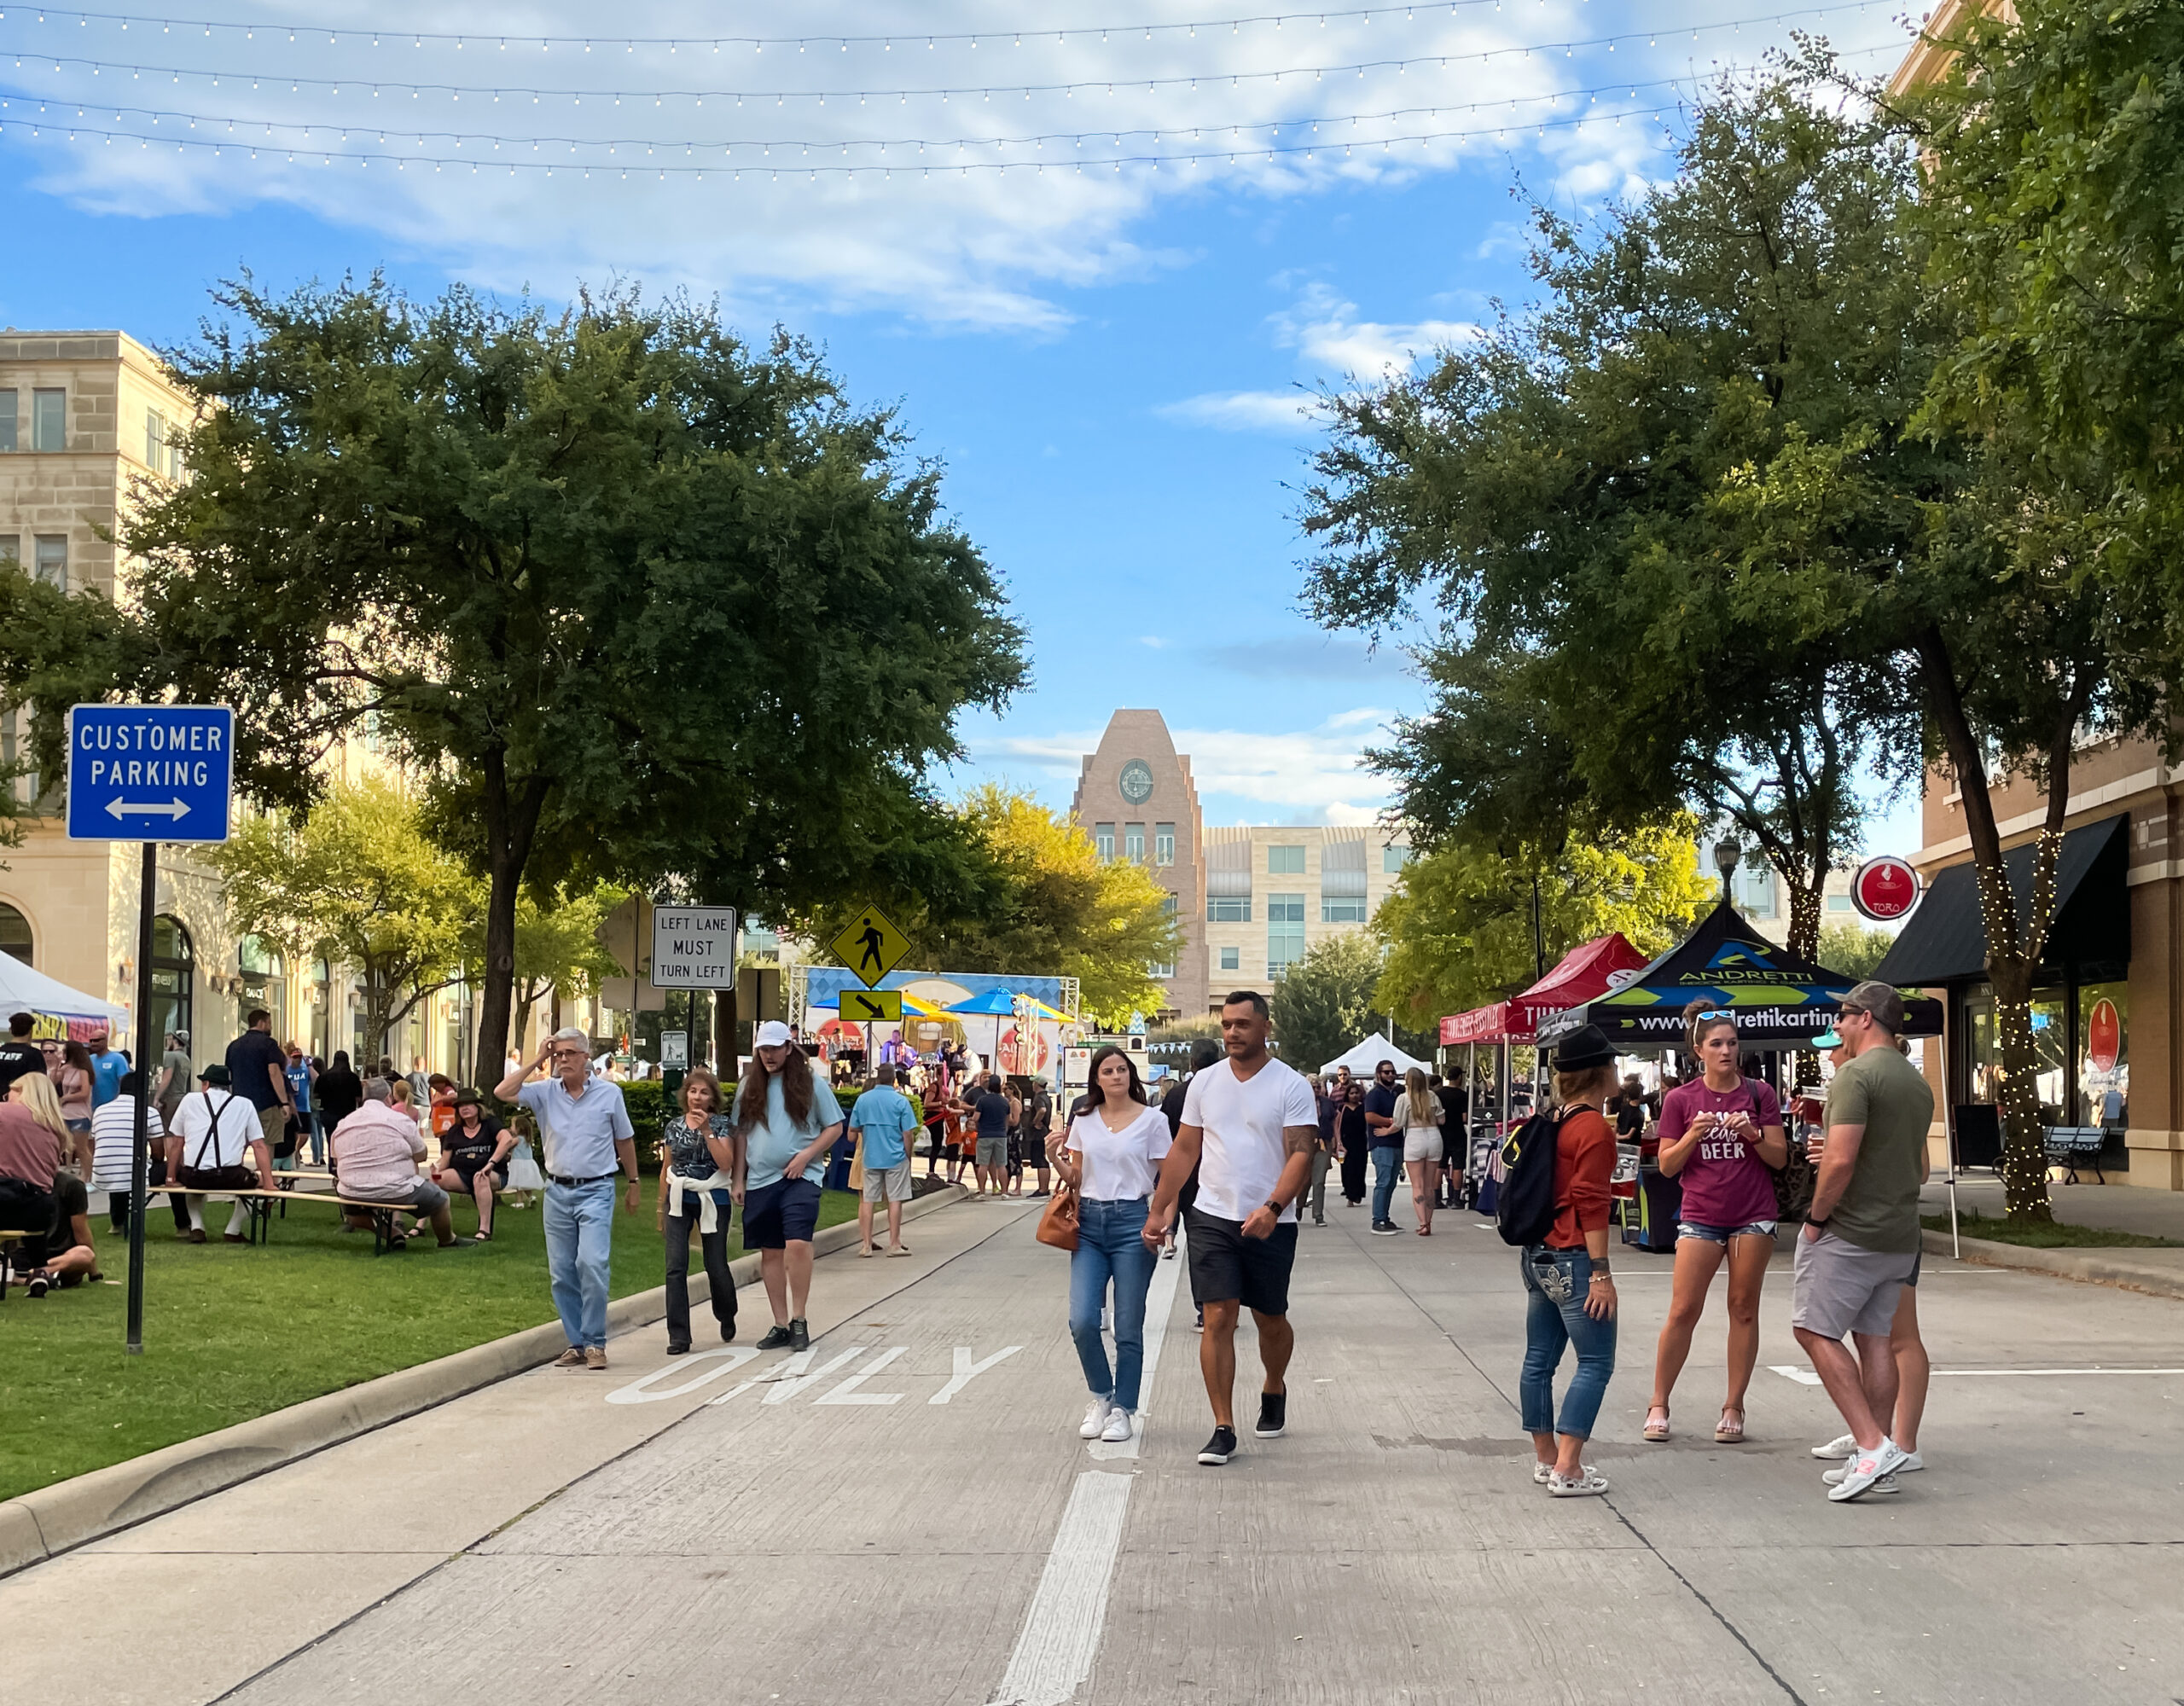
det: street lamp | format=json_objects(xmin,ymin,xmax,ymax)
[{"xmin": 1712, "ymin": 835, "xmax": 1741, "ymax": 904}]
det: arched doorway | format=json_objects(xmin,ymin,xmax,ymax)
[
  {"xmin": 237, "ymin": 935, "xmax": 285, "ymax": 1036},
  {"xmin": 150, "ymin": 916, "xmax": 194, "ymax": 1054},
  {"xmin": 0, "ymin": 902, "xmax": 32, "ymax": 966}
]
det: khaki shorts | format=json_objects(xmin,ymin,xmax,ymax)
[
  {"xmin": 258, "ymin": 1104, "xmax": 289, "ymax": 1151},
  {"xmin": 861, "ymin": 1160, "xmax": 914, "ymax": 1204},
  {"xmin": 975, "ymin": 1134, "xmax": 1007, "ymax": 1169},
  {"xmin": 1791, "ymin": 1227, "xmax": 1918, "ymax": 1340}
]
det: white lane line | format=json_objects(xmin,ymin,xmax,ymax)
[
  {"xmin": 1088, "ymin": 1233, "xmax": 1188, "ymax": 1462},
  {"xmin": 814, "ymin": 1345, "xmax": 908, "ymax": 1406},
  {"xmin": 930, "ymin": 1343, "xmax": 1022, "ymax": 1404},
  {"xmin": 987, "ymin": 1469, "xmax": 1135, "ymax": 1706},
  {"xmin": 1772, "ymin": 1363, "xmax": 2184, "ymax": 1385},
  {"xmin": 604, "ymin": 1347, "xmax": 759, "ymax": 1405},
  {"xmin": 761, "ymin": 1346, "xmax": 867, "ymax": 1404}
]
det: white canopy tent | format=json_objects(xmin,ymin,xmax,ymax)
[
  {"xmin": 1318, "ymin": 1033, "xmax": 1432, "ymax": 1080},
  {"xmin": 0, "ymin": 953, "xmax": 129, "ymax": 1041}
]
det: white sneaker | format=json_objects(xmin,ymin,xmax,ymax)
[
  {"xmin": 1079, "ymin": 1396, "xmax": 1112, "ymax": 1439},
  {"xmin": 1823, "ymin": 1466, "xmax": 1902, "ymax": 1493},
  {"xmin": 1827, "ymin": 1437, "xmax": 1908, "ymax": 1502},
  {"xmin": 1825, "ymin": 1452, "xmax": 1921, "ymax": 1483},
  {"xmin": 1099, "ymin": 1409, "xmax": 1135, "ymax": 1443},
  {"xmin": 1548, "ymin": 1465, "xmax": 1610, "ymax": 1497},
  {"xmin": 1811, "ymin": 1432, "xmax": 1857, "ymax": 1459},
  {"xmin": 1532, "ymin": 1461, "xmax": 1555, "ymax": 1485}
]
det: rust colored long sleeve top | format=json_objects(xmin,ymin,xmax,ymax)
[{"xmin": 1548, "ymin": 1106, "xmax": 1615, "ymax": 1250}]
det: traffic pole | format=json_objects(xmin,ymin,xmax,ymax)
[{"xmin": 126, "ymin": 838, "xmax": 155, "ymax": 1355}]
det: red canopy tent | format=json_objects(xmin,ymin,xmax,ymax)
[{"xmin": 1440, "ymin": 933, "xmax": 1653, "ymax": 1047}]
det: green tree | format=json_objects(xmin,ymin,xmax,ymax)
[
  {"xmin": 0, "ymin": 562, "xmax": 131, "ymax": 856},
  {"xmin": 122, "ymin": 278, "xmax": 1024, "ymax": 1076},
  {"xmin": 799, "ymin": 786, "xmax": 1182, "ymax": 1029},
  {"xmin": 1371, "ymin": 821, "xmax": 1711, "ymax": 1031},
  {"xmin": 207, "ymin": 774, "xmax": 479, "ymax": 1061},
  {"xmin": 468, "ymin": 882, "xmax": 623, "ymax": 1059},
  {"xmin": 1815, "ymin": 922, "xmax": 1896, "ymax": 984},
  {"xmin": 1271, "ymin": 932, "xmax": 1386, "ymax": 1076}
]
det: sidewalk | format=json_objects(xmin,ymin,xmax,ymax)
[{"xmin": 1921, "ymin": 1173, "xmax": 2184, "ymax": 1297}]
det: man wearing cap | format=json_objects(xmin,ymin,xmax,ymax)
[
  {"xmin": 497, "ymin": 1027, "xmax": 640, "ymax": 1370},
  {"xmin": 166, "ymin": 1063, "xmax": 274, "ymax": 1244},
  {"xmin": 1792, "ymin": 982, "xmax": 1934, "ymax": 1502}
]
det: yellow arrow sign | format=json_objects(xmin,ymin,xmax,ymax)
[
  {"xmin": 838, "ymin": 988, "xmax": 903, "ymax": 1024},
  {"xmin": 831, "ymin": 903, "xmax": 911, "ymax": 988}
]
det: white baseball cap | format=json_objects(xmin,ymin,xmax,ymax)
[{"xmin": 754, "ymin": 1019, "xmax": 794, "ymax": 1049}]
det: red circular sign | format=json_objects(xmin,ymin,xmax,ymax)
[
  {"xmin": 2088, "ymin": 998, "xmax": 2121, "ymax": 1074},
  {"xmin": 1852, "ymin": 856, "xmax": 1921, "ymax": 922}
]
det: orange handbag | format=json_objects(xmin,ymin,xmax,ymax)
[{"xmin": 1035, "ymin": 1182, "xmax": 1081, "ymax": 1250}]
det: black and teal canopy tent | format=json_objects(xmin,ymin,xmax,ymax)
[{"xmin": 1535, "ymin": 901, "xmax": 1942, "ymax": 1049}]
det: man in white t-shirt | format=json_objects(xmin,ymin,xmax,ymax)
[{"xmin": 1145, "ymin": 989, "xmax": 1317, "ymax": 1466}]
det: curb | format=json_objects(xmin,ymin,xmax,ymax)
[
  {"xmin": 1921, "ymin": 1227, "xmax": 2184, "ymax": 1302},
  {"xmin": 0, "ymin": 1181, "xmax": 968, "ymax": 1580}
]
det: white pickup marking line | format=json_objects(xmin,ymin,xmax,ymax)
[
  {"xmin": 603, "ymin": 1347, "xmax": 758, "ymax": 1405},
  {"xmin": 930, "ymin": 1343, "xmax": 1022, "ymax": 1405},
  {"xmin": 987, "ymin": 1469, "xmax": 1135, "ymax": 1706},
  {"xmin": 1088, "ymin": 1228, "xmax": 1186, "ymax": 1461},
  {"xmin": 763, "ymin": 1346, "xmax": 868, "ymax": 1404},
  {"xmin": 814, "ymin": 1345, "xmax": 909, "ymax": 1405},
  {"xmin": 1773, "ymin": 1364, "xmax": 2184, "ymax": 1385}
]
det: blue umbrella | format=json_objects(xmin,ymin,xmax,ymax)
[{"xmin": 944, "ymin": 989, "xmax": 1020, "ymax": 1015}]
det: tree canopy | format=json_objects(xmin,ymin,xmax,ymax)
[
  {"xmin": 119, "ymin": 278, "xmax": 1024, "ymax": 1074},
  {"xmin": 1269, "ymin": 931, "xmax": 1387, "ymax": 1076}
]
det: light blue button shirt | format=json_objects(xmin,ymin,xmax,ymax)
[
  {"xmin": 517, "ymin": 1076, "xmax": 635, "ymax": 1180},
  {"xmin": 848, "ymin": 1084, "xmax": 919, "ymax": 1171},
  {"xmin": 745, "ymin": 1076, "xmax": 844, "ymax": 1191}
]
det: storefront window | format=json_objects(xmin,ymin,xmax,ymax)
[
  {"xmin": 2078, "ymin": 982, "xmax": 2128, "ymax": 1129},
  {"xmin": 237, "ymin": 935, "xmax": 285, "ymax": 1031},
  {"xmin": 1960, "ymin": 987, "xmax": 2071, "ymax": 1120}
]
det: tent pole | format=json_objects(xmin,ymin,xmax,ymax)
[{"xmin": 1940, "ymin": 995, "xmax": 1960, "ymax": 1260}]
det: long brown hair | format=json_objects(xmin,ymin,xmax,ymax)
[{"xmin": 735, "ymin": 1043, "xmax": 815, "ymax": 1136}]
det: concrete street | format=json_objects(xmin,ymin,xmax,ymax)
[{"xmin": 9, "ymin": 1187, "xmax": 2184, "ymax": 1705}]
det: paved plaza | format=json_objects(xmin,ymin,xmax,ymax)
[{"xmin": 8, "ymin": 1191, "xmax": 2184, "ymax": 1705}]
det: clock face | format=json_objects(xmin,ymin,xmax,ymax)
[{"xmin": 1118, "ymin": 759, "xmax": 1155, "ymax": 804}]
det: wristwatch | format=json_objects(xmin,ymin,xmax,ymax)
[{"xmin": 1263, "ymin": 1199, "xmax": 1284, "ymax": 1217}]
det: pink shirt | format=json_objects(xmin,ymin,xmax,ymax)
[
  {"xmin": 1660, "ymin": 1076, "xmax": 1783, "ymax": 1228},
  {"xmin": 331, "ymin": 1101, "xmax": 428, "ymax": 1199}
]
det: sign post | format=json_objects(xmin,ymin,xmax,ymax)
[{"xmin": 67, "ymin": 704, "xmax": 234, "ymax": 1355}]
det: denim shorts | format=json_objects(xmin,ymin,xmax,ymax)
[{"xmin": 1677, "ymin": 1219, "xmax": 1778, "ymax": 1244}]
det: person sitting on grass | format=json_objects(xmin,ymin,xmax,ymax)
[
  {"xmin": 330, "ymin": 1077, "xmax": 469, "ymax": 1250},
  {"xmin": 433, "ymin": 1088, "xmax": 514, "ymax": 1240},
  {"xmin": 19, "ymin": 1163, "xmax": 98, "ymax": 1297}
]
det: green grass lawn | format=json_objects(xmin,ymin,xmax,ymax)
[
  {"xmin": 1923, "ymin": 1210, "xmax": 2183, "ymax": 1250},
  {"xmin": 0, "ymin": 1178, "xmax": 861, "ymax": 1504}
]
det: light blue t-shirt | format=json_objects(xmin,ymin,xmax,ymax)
[
  {"xmin": 90, "ymin": 1050, "xmax": 128, "ymax": 1108},
  {"xmin": 745, "ymin": 1076, "xmax": 845, "ymax": 1191},
  {"xmin": 848, "ymin": 1085, "xmax": 919, "ymax": 1171},
  {"xmin": 516, "ymin": 1075, "xmax": 635, "ymax": 1180}
]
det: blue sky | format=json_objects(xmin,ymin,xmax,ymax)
[{"xmin": 0, "ymin": 0, "xmax": 1923, "ymax": 850}]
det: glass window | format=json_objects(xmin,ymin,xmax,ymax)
[
  {"xmin": 1159, "ymin": 894, "xmax": 1177, "ymax": 920},
  {"xmin": 32, "ymin": 389, "xmax": 63, "ymax": 451},
  {"xmin": 1218, "ymin": 947, "xmax": 1240, "ymax": 972},
  {"xmin": 1154, "ymin": 823, "xmax": 1176, "ymax": 866},
  {"xmin": 0, "ymin": 390, "xmax": 15, "ymax": 452},
  {"xmin": 1827, "ymin": 893, "xmax": 1854, "ymax": 912},
  {"xmin": 32, "ymin": 537, "xmax": 65, "ymax": 589},
  {"xmin": 1962, "ymin": 986, "xmax": 2071, "ymax": 1120},
  {"xmin": 1207, "ymin": 895, "xmax": 1251, "ymax": 923},
  {"xmin": 1267, "ymin": 893, "xmax": 1306, "ymax": 977},
  {"xmin": 0, "ymin": 901, "xmax": 31, "ymax": 966},
  {"xmin": 0, "ymin": 536, "xmax": 18, "ymax": 568},
  {"xmin": 1321, "ymin": 897, "xmax": 1368, "ymax": 923},
  {"xmin": 147, "ymin": 409, "xmax": 164, "ymax": 469},
  {"xmin": 2079, "ymin": 982, "xmax": 2128, "ymax": 1129},
  {"xmin": 150, "ymin": 914, "xmax": 194, "ymax": 1048},
  {"xmin": 1268, "ymin": 844, "xmax": 1306, "ymax": 875},
  {"xmin": 1383, "ymin": 844, "xmax": 1410, "ymax": 873},
  {"xmin": 1149, "ymin": 956, "xmax": 1176, "ymax": 979},
  {"xmin": 237, "ymin": 934, "xmax": 286, "ymax": 1029},
  {"xmin": 1734, "ymin": 864, "xmax": 1776, "ymax": 917},
  {"xmin": 1124, "ymin": 823, "xmax": 1146, "ymax": 862},
  {"xmin": 1095, "ymin": 822, "xmax": 1115, "ymax": 862}
]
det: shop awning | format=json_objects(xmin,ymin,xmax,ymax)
[
  {"xmin": 1439, "ymin": 933, "xmax": 1653, "ymax": 1046},
  {"xmin": 1872, "ymin": 814, "xmax": 2129, "ymax": 987}
]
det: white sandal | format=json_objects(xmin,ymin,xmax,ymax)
[{"xmin": 1548, "ymin": 1465, "xmax": 1611, "ymax": 1498}]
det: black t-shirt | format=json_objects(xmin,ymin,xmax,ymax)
[
  {"xmin": 973, "ymin": 1092, "xmax": 1010, "ymax": 1138},
  {"xmin": 225, "ymin": 1030, "xmax": 289, "ymax": 1111},
  {"xmin": 49, "ymin": 1171, "xmax": 89, "ymax": 1251},
  {"xmin": 1364, "ymin": 1083, "xmax": 1400, "ymax": 1140},
  {"xmin": 1437, "ymin": 1084, "xmax": 1467, "ymax": 1126},
  {"xmin": 0, "ymin": 1039, "xmax": 44, "ymax": 1093},
  {"xmin": 1160, "ymin": 1078, "xmax": 1188, "ymax": 1137},
  {"xmin": 445, "ymin": 1114, "xmax": 503, "ymax": 1154},
  {"xmin": 317, "ymin": 1065, "xmax": 363, "ymax": 1125}
]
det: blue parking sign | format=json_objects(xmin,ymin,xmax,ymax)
[{"xmin": 66, "ymin": 704, "xmax": 235, "ymax": 844}]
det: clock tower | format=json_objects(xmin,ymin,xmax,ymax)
[{"xmin": 1071, "ymin": 710, "xmax": 1205, "ymax": 1018}]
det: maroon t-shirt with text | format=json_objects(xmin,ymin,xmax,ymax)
[{"xmin": 1659, "ymin": 1076, "xmax": 1782, "ymax": 1228}]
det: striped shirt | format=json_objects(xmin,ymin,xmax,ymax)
[{"xmin": 90, "ymin": 1094, "xmax": 164, "ymax": 1192}]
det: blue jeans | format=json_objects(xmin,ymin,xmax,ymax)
[
  {"xmin": 1519, "ymin": 1245, "xmax": 1617, "ymax": 1440},
  {"xmin": 1370, "ymin": 1146, "xmax": 1403, "ymax": 1222},
  {"xmin": 544, "ymin": 1177, "xmax": 618, "ymax": 1349},
  {"xmin": 1068, "ymin": 1197, "xmax": 1157, "ymax": 1411}
]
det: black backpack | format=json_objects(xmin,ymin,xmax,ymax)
[{"xmin": 1496, "ymin": 1106, "xmax": 1567, "ymax": 1247}]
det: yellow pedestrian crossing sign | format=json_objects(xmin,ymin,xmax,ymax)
[
  {"xmin": 839, "ymin": 988, "xmax": 903, "ymax": 1023},
  {"xmin": 832, "ymin": 904, "xmax": 910, "ymax": 987}
]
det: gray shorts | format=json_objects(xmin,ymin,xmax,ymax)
[
  {"xmin": 862, "ymin": 1160, "xmax": 914, "ymax": 1204},
  {"xmin": 975, "ymin": 1134, "xmax": 1007, "ymax": 1169},
  {"xmin": 351, "ymin": 1180, "xmax": 450, "ymax": 1215},
  {"xmin": 1792, "ymin": 1227, "xmax": 1919, "ymax": 1339}
]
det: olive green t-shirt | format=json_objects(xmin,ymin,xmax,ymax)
[{"xmin": 1822, "ymin": 1043, "xmax": 1935, "ymax": 1254}]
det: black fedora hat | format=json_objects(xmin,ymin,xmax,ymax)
[{"xmin": 1552, "ymin": 1024, "xmax": 1616, "ymax": 1071}]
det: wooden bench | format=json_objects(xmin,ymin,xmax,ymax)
[
  {"xmin": 2044, "ymin": 1125, "xmax": 2110, "ymax": 1186},
  {"xmin": 155, "ymin": 1186, "xmax": 433, "ymax": 1254}
]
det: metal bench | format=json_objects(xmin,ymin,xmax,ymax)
[{"xmin": 2043, "ymin": 1125, "xmax": 2109, "ymax": 1186}]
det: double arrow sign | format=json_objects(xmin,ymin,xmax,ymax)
[{"xmin": 104, "ymin": 798, "xmax": 193, "ymax": 821}]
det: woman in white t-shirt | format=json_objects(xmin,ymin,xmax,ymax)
[
  {"xmin": 1054, "ymin": 1045, "xmax": 1172, "ymax": 1447},
  {"xmin": 1398, "ymin": 1068, "xmax": 1446, "ymax": 1237}
]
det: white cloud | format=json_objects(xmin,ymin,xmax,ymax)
[
  {"xmin": 0, "ymin": 0, "xmax": 1715, "ymax": 328},
  {"xmin": 1273, "ymin": 281, "xmax": 1482, "ymax": 380},
  {"xmin": 1155, "ymin": 389, "xmax": 1322, "ymax": 432},
  {"xmin": 1323, "ymin": 802, "xmax": 1384, "ymax": 827}
]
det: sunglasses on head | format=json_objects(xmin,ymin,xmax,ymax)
[{"xmin": 1696, "ymin": 1009, "xmax": 1734, "ymax": 1023}]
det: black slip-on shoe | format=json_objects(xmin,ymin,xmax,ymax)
[
  {"xmin": 789, "ymin": 1317, "xmax": 810, "ymax": 1352},
  {"xmin": 1256, "ymin": 1391, "xmax": 1287, "ymax": 1438},
  {"xmin": 754, "ymin": 1324, "xmax": 794, "ymax": 1350},
  {"xmin": 1198, "ymin": 1425, "xmax": 1239, "ymax": 1465}
]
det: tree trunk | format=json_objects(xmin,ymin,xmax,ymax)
[
  {"xmin": 1784, "ymin": 877, "xmax": 1822, "ymax": 967},
  {"xmin": 473, "ymin": 753, "xmax": 549, "ymax": 1092},
  {"xmin": 1984, "ymin": 951, "xmax": 2054, "ymax": 1220},
  {"xmin": 715, "ymin": 982, "xmax": 738, "ymax": 1081}
]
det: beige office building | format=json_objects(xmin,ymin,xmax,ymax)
[
  {"xmin": 0, "ymin": 331, "xmax": 475, "ymax": 1080},
  {"xmin": 1072, "ymin": 711, "xmax": 1409, "ymax": 1018}
]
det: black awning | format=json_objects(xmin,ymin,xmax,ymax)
[{"xmin": 1873, "ymin": 813, "xmax": 2129, "ymax": 986}]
